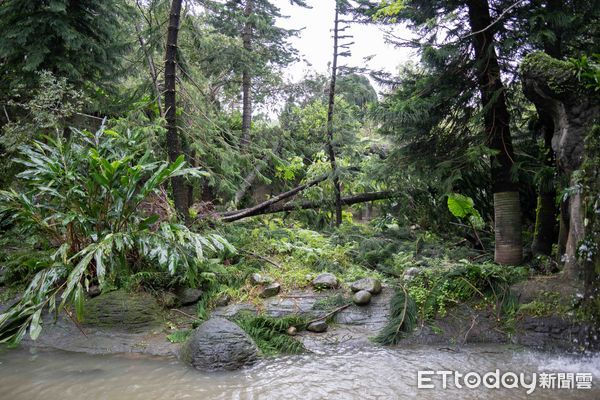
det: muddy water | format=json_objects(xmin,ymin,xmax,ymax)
[{"xmin": 0, "ymin": 345, "xmax": 598, "ymax": 400}]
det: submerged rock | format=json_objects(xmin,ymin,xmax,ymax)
[
  {"xmin": 181, "ymin": 317, "xmax": 258, "ymax": 371},
  {"xmin": 311, "ymin": 273, "xmax": 338, "ymax": 289},
  {"xmin": 260, "ymin": 282, "xmax": 281, "ymax": 298},
  {"xmin": 352, "ymin": 290, "xmax": 372, "ymax": 306},
  {"xmin": 350, "ymin": 278, "xmax": 382, "ymax": 295},
  {"xmin": 176, "ymin": 288, "xmax": 203, "ymax": 306},
  {"xmin": 307, "ymin": 320, "xmax": 328, "ymax": 333}
]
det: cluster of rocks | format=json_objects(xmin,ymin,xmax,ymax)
[
  {"xmin": 350, "ymin": 277, "xmax": 382, "ymax": 306},
  {"xmin": 250, "ymin": 273, "xmax": 282, "ymax": 298}
]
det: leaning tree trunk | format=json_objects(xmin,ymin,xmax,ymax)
[
  {"xmin": 326, "ymin": 4, "xmax": 343, "ymax": 227},
  {"xmin": 467, "ymin": 0, "xmax": 522, "ymax": 265},
  {"xmin": 164, "ymin": 0, "xmax": 188, "ymax": 218},
  {"xmin": 240, "ymin": 0, "xmax": 254, "ymax": 150}
]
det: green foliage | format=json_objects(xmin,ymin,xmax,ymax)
[
  {"xmin": 0, "ymin": 0, "xmax": 131, "ymax": 93},
  {"xmin": 234, "ymin": 312, "xmax": 305, "ymax": 356},
  {"xmin": 447, "ymin": 193, "xmax": 484, "ymax": 229},
  {"xmin": 405, "ymin": 261, "xmax": 528, "ymax": 321},
  {"xmin": 167, "ymin": 329, "xmax": 192, "ymax": 343},
  {"xmin": 570, "ymin": 54, "xmax": 600, "ymax": 92},
  {"xmin": 373, "ymin": 286, "xmax": 417, "ymax": 345},
  {"xmin": 0, "ymin": 124, "xmax": 233, "ymax": 344}
]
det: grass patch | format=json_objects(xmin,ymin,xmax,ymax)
[{"xmin": 166, "ymin": 329, "xmax": 192, "ymax": 343}]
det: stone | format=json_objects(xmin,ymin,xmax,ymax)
[
  {"xmin": 176, "ymin": 288, "xmax": 203, "ymax": 306},
  {"xmin": 287, "ymin": 326, "xmax": 297, "ymax": 336},
  {"xmin": 403, "ymin": 267, "xmax": 421, "ymax": 282},
  {"xmin": 181, "ymin": 317, "xmax": 258, "ymax": 370},
  {"xmin": 350, "ymin": 278, "xmax": 382, "ymax": 295},
  {"xmin": 306, "ymin": 320, "xmax": 328, "ymax": 333},
  {"xmin": 215, "ymin": 294, "xmax": 232, "ymax": 307},
  {"xmin": 83, "ymin": 290, "xmax": 162, "ymax": 333},
  {"xmin": 352, "ymin": 290, "xmax": 372, "ymax": 306},
  {"xmin": 259, "ymin": 282, "xmax": 281, "ymax": 298},
  {"xmin": 311, "ymin": 273, "xmax": 338, "ymax": 289},
  {"xmin": 250, "ymin": 273, "xmax": 272, "ymax": 285}
]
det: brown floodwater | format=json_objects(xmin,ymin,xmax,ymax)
[{"xmin": 0, "ymin": 344, "xmax": 598, "ymax": 399}]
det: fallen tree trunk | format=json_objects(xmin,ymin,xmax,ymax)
[
  {"xmin": 220, "ymin": 174, "xmax": 329, "ymax": 221},
  {"xmin": 221, "ymin": 191, "xmax": 396, "ymax": 222}
]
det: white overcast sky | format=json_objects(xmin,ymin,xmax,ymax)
[{"xmin": 274, "ymin": 0, "xmax": 416, "ymax": 91}]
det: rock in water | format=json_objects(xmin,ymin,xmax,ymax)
[
  {"xmin": 181, "ymin": 318, "xmax": 258, "ymax": 371},
  {"xmin": 306, "ymin": 320, "xmax": 328, "ymax": 333},
  {"xmin": 350, "ymin": 278, "xmax": 382, "ymax": 295},
  {"xmin": 259, "ymin": 282, "xmax": 281, "ymax": 298},
  {"xmin": 352, "ymin": 290, "xmax": 372, "ymax": 306},
  {"xmin": 311, "ymin": 273, "xmax": 338, "ymax": 289},
  {"xmin": 176, "ymin": 288, "xmax": 203, "ymax": 306}
]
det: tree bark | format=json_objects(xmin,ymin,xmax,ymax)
[
  {"xmin": 467, "ymin": 0, "xmax": 522, "ymax": 265},
  {"xmin": 164, "ymin": 0, "xmax": 188, "ymax": 217},
  {"xmin": 326, "ymin": 4, "xmax": 343, "ymax": 227},
  {"xmin": 240, "ymin": 0, "xmax": 254, "ymax": 150},
  {"xmin": 221, "ymin": 191, "xmax": 395, "ymax": 222},
  {"xmin": 532, "ymin": 115, "xmax": 558, "ymax": 256}
]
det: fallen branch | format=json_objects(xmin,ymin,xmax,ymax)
[
  {"xmin": 219, "ymin": 174, "xmax": 329, "ymax": 221},
  {"xmin": 305, "ymin": 303, "xmax": 352, "ymax": 325},
  {"xmin": 221, "ymin": 190, "xmax": 397, "ymax": 222},
  {"xmin": 240, "ymin": 249, "xmax": 281, "ymax": 268}
]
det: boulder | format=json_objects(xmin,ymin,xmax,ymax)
[
  {"xmin": 311, "ymin": 273, "xmax": 338, "ymax": 289},
  {"xmin": 352, "ymin": 290, "xmax": 372, "ymax": 306},
  {"xmin": 181, "ymin": 317, "xmax": 258, "ymax": 370},
  {"xmin": 306, "ymin": 320, "xmax": 328, "ymax": 333},
  {"xmin": 83, "ymin": 290, "xmax": 162, "ymax": 333},
  {"xmin": 176, "ymin": 288, "xmax": 203, "ymax": 306},
  {"xmin": 259, "ymin": 282, "xmax": 281, "ymax": 298},
  {"xmin": 250, "ymin": 273, "xmax": 272, "ymax": 285},
  {"xmin": 350, "ymin": 278, "xmax": 382, "ymax": 295}
]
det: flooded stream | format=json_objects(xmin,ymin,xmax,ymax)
[{"xmin": 0, "ymin": 345, "xmax": 598, "ymax": 399}]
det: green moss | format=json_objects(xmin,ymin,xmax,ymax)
[
  {"xmin": 521, "ymin": 51, "xmax": 578, "ymax": 95},
  {"xmin": 517, "ymin": 291, "xmax": 570, "ymax": 318},
  {"xmin": 83, "ymin": 290, "xmax": 163, "ymax": 332}
]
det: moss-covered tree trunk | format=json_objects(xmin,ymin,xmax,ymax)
[
  {"xmin": 522, "ymin": 52, "xmax": 599, "ymax": 280},
  {"xmin": 466, "ymin": 0, "xmax": 522, "ymax": 265}
]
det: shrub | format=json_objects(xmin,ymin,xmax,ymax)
[{"xmin": 0, "ymin": 124, "xmax": 233, "ymax": 344}]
